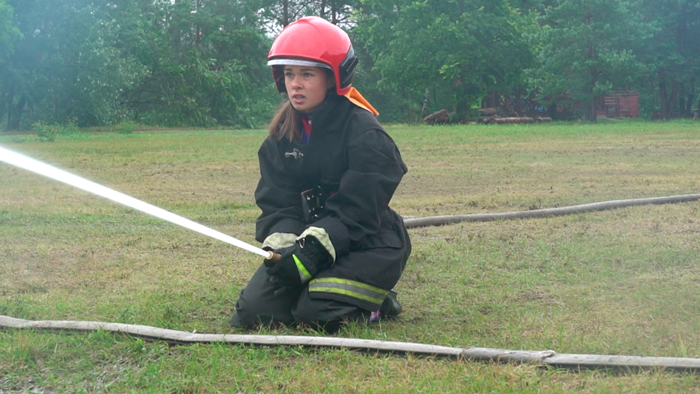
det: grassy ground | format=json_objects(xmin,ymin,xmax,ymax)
[{"xmin": 1, "ymin": 120, "xmax": 700, "ymax": 392}]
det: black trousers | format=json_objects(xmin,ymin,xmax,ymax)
[{"xmin": 232, "ymin": 264, "xmax": 368, "ymax": 333}]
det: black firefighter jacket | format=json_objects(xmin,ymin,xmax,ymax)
[{"xmin": 254, "ymin": 93, "xmax": 411, "ymax": 311}]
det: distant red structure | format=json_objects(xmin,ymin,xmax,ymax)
[{"xmin": 597, "ymin": 89, "xmax": 639, "ymax": 118}]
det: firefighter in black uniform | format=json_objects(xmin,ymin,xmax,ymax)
[{"xmin": 231, "ymin": 16, "xmax": 411, "ymax": 332}]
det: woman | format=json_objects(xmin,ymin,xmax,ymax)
[{"xmin": 231, "ymin": 16, "xmax": 411, "ymax": 332}]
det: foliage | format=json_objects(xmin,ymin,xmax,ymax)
[
  {"xmin": 0, "ymin": 0, "xmax": 19, "ymax": 61},
  {"xmin": 257, "ymin": 0, "xmax": 358, "ymax": 31},
  {"xmin": 0, "ymin": 0, "xmax": 698, "ymax": 129},
  {"xmin": 529, "ymin": 0, "xmax": 654, "ymax": 121},
  {"xmin": 32, "ymin": 121, "xmax": 57, "ymax": 142},
  {"xmin": 32, "ymin": 119, "xmax": 79, "ymax": 142},
  {"xmin": 635, "ymin": 0, "xmax": 700, "ymax": 119},
  {"xmin": 356, "ymin": 0, "xmax": 536, "ymax": 122},
  {"xmin": 0, "ymin": 0, "xmax": 277, "ymax": 131},
  {"xmin": 122, "ymin": 0, "xmax": 278, "ymax": 128},
  {"xmin": 0, "ymin": 0, "xmax": 147, "ymax": 130},
  {"xmin": 116, "ymin": 121, "xmax": 137, "ymax": 135}
]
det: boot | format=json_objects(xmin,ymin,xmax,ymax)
[
  {"xmin": 380, "ymin": 290, "xmax": 402, "ymax": 319},
  {"xmin": 369, "ymin": 290, "xmax": 402, "ymax": 322},
  {"xmin": 230, "ymin": 310, "xmax": 243, "ymax": 328}
]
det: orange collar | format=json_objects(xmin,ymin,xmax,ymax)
[{"xmin": 343, "ymin": 87, "xmax": 379, "ymax": 116}]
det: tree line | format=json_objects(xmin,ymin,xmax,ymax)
[{"xmin": 0, "ymin": 0, "xmax": 698, "ymax": 131}]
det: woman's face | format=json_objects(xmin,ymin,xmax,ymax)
[{"xmin": 283, "ymin": 65, "xmax": 332, "ymax": 113}]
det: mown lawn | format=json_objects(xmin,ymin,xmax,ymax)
[{"xmin": 1, "ymin": 120, "xmax": 700, "ymax": 393}]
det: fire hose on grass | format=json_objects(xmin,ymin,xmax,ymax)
[
  {"xmin": 403, "ymin": 193, "xmax": 700, "ymax": 228},
  {"xmin": 4, "ymin": 314, "xmax": 700, "ymax": 372},
  {"xmin": 2, "ymin": 145, "xmax": 700, "ymax": 372}
]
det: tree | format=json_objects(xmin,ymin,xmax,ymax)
[
  {"xmin": 0, "ymin": 0, "xmax": 19, "ymax": 127},
  {"xmin": 0, "ymin": 0, "xmax": 278, "ymax": 130},
  {"xmin": 0, "ymin": 0, "xmax": 17, "ymax": 61},
  {"xmin": 257, "ymin": 0, "xmax": 357, "ymax": 32},
  {"xmin": 636, "ymin": 0, "xmax": 700, "ymax": 119},
  {"xmin": 355, "ymin": 0, "xmax": 535, "ymax": 122},
  {"xmin": 0, "ymin": 0, "xmax": 146, "ymax": 129},
  {"xmin": 531, "ymin": 0, "xmax": 652, "ymax": 121},
  {"xmin": 121, "ymin": 0, "xmax": 276, "ymax": 127}
]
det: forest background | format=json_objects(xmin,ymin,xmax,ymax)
[{"xmin": 0, "ymin": 0, "xmax": 699, "ymax": 131}]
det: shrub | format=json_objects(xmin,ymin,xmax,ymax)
[
  {"xmin": 32, "ymin": 120, "xmax": 80, "ymax": 142},
  {"xmin": 33, "ymin": 121, "xmax": 58, "ymax": 142},
  {"xmin": 116, "ymin": 121, "xmax": 137, "ymax": 134}
]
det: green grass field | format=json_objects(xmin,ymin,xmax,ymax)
[{"xmin": 2, "ymin": 120, "xmax": 700, "ymax": 392}]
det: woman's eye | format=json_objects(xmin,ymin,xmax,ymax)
[
  {"xmin": 304, "ymin": 73, "xmax": 313, "ymax": 77},
  {"xmin": 285, "ymin": 73, "xmax": 293, "ymax": 78}
]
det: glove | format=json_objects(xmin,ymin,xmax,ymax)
[
  {"xmin": 264, "ymin": 235, "xmax": 333, "ymax": 286},
  {"xmin": 262, "ymin": 232, "xmax": 298, "ymax": 251}
]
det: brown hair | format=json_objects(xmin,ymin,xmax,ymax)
[{"xmin": 268, "ymin": 100, "xmax": 301, "ymax": 142}]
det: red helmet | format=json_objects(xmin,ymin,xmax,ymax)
[{"xmin": 268, "ymin": 16, "xmax": 358, "ymax": 96}]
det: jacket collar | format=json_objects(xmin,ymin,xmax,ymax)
[{"xmin": 297, "ymin": 92, "xmax": 346, "ymax": 136}]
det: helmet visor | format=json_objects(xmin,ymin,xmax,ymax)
[{"xmin": 268, "ymin": 58, "xmax": 332, "ymax": 69}]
